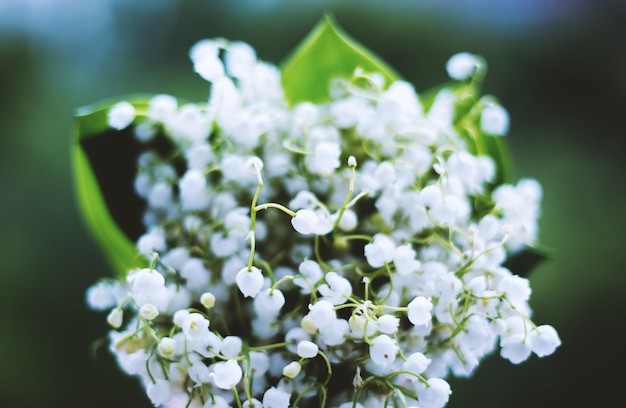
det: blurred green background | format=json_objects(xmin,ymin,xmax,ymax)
[{"xmin": 1, "ymin": 0, "xmax": 624, "ymax": 407}]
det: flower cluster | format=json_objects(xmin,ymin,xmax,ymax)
[{"xmin": 86, "ymin": 38, "xmax": 560, "ymax": 408}]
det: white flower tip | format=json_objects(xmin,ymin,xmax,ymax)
[
  {"xmin": 108, "ymin": 101, "xmax": 136, "ymax": 130},
  {"xmin": 282, "ymin": 361, "xmax": 302, "ymax": 378},
  {"xmin": 348, "ymin": 155, "xmax": 357, "ymax": 167},
  {"xmin": 157, "ymin": 337, "xmax": 176, "ymax": 358},
  {"xmin": 107, "ymin": 308, "xmax": 123, "ymax": 329},
  {"xmin": 246, "ymin": 156, "xmax": 264, "ymax": 171},
  {"xmin": 140, "ymin": 303, "xmax": 159, "ymax": 321},
  {"xmin": 200, "ymin": 292, "xmax": 216, "ymax": 309},
  {"xmin": 296, "ymin": 340, "xmax": 319, "ymax": 358},
  {"xmin": 481, "ymin": 103, "xmax": 510, "ymax": 136},
  {"xmin": 446, "ymin": 52, "xmax": 481, "ymax": 80}
]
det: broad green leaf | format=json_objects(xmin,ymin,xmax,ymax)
[
  {"xmin": 72, "ymin": 95, "xmax": 157, "ymax": 276},
  {"xmin": 281, "ymin": 14, "xmax": 401, "ymax": 105}
]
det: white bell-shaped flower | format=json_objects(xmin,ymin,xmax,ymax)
[
  {"xmin": 182, "ymin": 313, "xmax": 210, "ymax": 340},
  {"xmin": 291, "ymin": 209, "xmax": 332, "ymax": 235},
  {"xmin": 319, "ymin": 318, "xmax": 350, "ymax": 346},
  {"xmin": 294, "ymin": 259, "xmax": 324, "ymax": 294},
  {"xmin": 318, "ymin": 272, "xmax": 352, "ymax": 305},
  {"xmin": 136, "ymin": 227, "xmax": 166, "ymax": 254},
  {"xmin": 221, "ymin": 336, "xmax": 243, "ymax": 358},
  {"xmin": 364, "ymin": 234, "xmax": 395, "ymax": 268},
  {"xmin": 282, "ymin": 361, "xmax": 302, "ymax": 378},
  {"xmin": 307, "ymin": 300, "xmax": 336, "ymax": 331},
  {"xmin": 179, "ymin": 169, "xmax": 210, "ymax": 211},
  {"xmin": 225, "ymin": 41, "xmax": 256, "ymax": 79},
  {"xmin": 392, "ymin": 244, "xmax": 421, "ymax": 275},
  {"xmin": 254, "ymin": 288, "xmax": 286, "ymax": 316},
  {"xmin": 497, "ymin": 274, "xmax": 531, "ymax": 308},
  {"xmin": 407, "ymin": 296, "xmax": 433, "ymax": 326},
  {"xmin": 181, "ymin": 258, "xmax": 211, "ymax": 290},
  {"xmin": 297, "ymin": 340, "xmax": 319, "ymax": 358},
  {"xmin": 528, "ymin": 324, "xmax": 561, "ymax": 357},
  {"xmin": 86, "ymin": 281, "xmax": 122, "ymax": 311},
  {"xmin": 168, "ymin": 103, "xmax": 213, "ymax": 145},
  {"xmin": 500, "ymin": 333, "xmax": 532, "ymax": 364},
  {"xmin": 403, "ymin": 352, "xmax": 431, "ymax": 375},
  {"xmin": 108, "ymin": 101, "xmax": 135, "ymax": 130},
  {"xmin": 243, "ymin": 399, "xmax": 262, "ymax": 408},
  {"xmin": 148, "ymin": 94, "xmax": 177, "ymax": 122},
  {"xmin": 415, "ymin": 378, "xmax": 451, "ymax": 408},
  {"xmin": 245, "ymin": 351, "xmax": 270, "ymax": 379},
  {"xmin": 157, "ymin": 337, "xmax": 177, "ymax": 358},
  {"xmin": 200, "ymin": 292, "xmax": 216, "ymax": 309},
  {"xmin": 147, "ymin": 182, "xmax": 172, "ymax": 209},
  {"xmin": 127, "ymin": 268, "xmax": 169, "ymax": 310},
  {"xmin": 146, "ymin": 379, "xmax": 172, "ymax": 406},
  {"xmin": 376, "ymin": 314, "xmax": 400, "ymax": 334},
  {"xmin": 139, "ymin": 303, "xmax": 159, "ymax": 321},
  {"xmin": 211, "ymin": 359, "xmax": 242, "ymax": 390},
  {"xmin": 289, "ymin": 190, "xmax": 319, "ymax": 210},
  {"xmin": 262, "ymin": 386, "xmax": 291, "ymax": 408},
  {"xmin": 221, "ymin": 154, "xmax": 258, "ymax": 186},
  {"xmin": 202, "ymin": 395, "xmax": 230, "ymax": 408},
  {"xmin": 369, "ymin": 334, "xmax": 398, "ymax": 367},
  {"xmin": 190, "ymin": 39, "xmax": 225, "ymax": 82},
  {"xmin": 285, "ymin": 327, "xmax": 311, "ymax": 353},
  {"xmin": 481, "ymin": 103, "xmax": 509, "ymax": 136},
  {"xmin": 189, "ymin": 361, "xmax": 212, "ymax": 384},
  {"xmin": 306, "ymin": 141, "xmax": 341, "ymax": 175},
  {"xmin": 236, "ymin": 266, "xmax": 264, "ymax": 298},
  {"xmin": 172, "ymin": 309, "xmax": 189, "ymax": 328},
  {"xmin": 107, "ymin": 308, "xmax": 123, "ymax": 329},
  {"xmin": 185, "ymin": 143, "xmax": 214, "ymax": 170},
  {"xmin": 446, "ymin": 52, "xmax": 479, "ymax": 80},
  {"xmin": 333, "ymin": 208, "xmax": 358, "ymax": 231}
]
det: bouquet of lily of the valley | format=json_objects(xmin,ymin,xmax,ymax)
[{"xmin": 75, "ymin": 16, "xmax": 560, "ymax": 408}]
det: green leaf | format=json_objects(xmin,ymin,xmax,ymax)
[
  {"xmin": 72, "ymin": 95, "xmax": 156, "ymax": 276},
  {"xmin": 281, "ymin": 14, "xmax": 401, "ymax": 105}
]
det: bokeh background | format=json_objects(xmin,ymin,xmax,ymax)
[{"xmin": 1, "ymin": 0, "xmax": 624, "ymax": 407}]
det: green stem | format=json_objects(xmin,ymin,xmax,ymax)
[
  {"xmin": 231, "ymin": 387, "xmax": 243, "ymax": 408},
  {"xmin": 270, "ymin": 275, "xmax": 295, "ymax": 294},
  {"xmin": 333, "ymin": 163, "xmax": 356, "ymax": 232},
  {"xmin": 247, "ymin": 163, "xmax": 264, "ymax": 271},
  {"xmin": 254, "ymin": 202, "xmax": 296, "ymax": 217},
  {"xmin": 318, "ymin": 350, "xmax": 333, "ymax": 387}
]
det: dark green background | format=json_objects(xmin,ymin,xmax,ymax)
[{"xmin": 1, "ymin": 1, "xmax": 624, "ymax": 407}]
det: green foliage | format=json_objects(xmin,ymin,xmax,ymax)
[
  {"xmin": 281, "ymin": 14, "xmax": 401, "ymax": 105},
  {"xmin": 72, "ymin": 95, "xmax": 154, "ymax": 276}
]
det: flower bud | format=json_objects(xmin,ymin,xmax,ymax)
[
  {"xmin": 140, "ymin": 303, "xmax": 159, "ymax": 321},
  {"xmin": 200, "ymin": 292, "xmax": 216, "ymax": 309},
  {"xmin": 158, "ymin": 337, "xmax": 177, "ymax": 358},
  {"xmin": 107, "ymin": 308, "xmax": 123, "ymax": 329},
  {"xmin": 297, "ymin": 340, "xmax": 319, "ymax": 358},
  {"xmin": 282, "ymin": 361, "xmax": 302, "ymax": 378}
]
